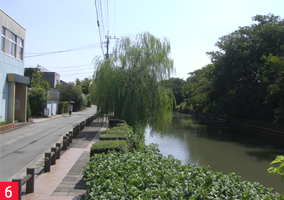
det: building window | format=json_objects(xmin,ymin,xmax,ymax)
[
  {"xmin": 9, "ymin": 32, "xmax": 16, "ymax": 57},
  {"xmin": 18, "ymin": 38, "xmax": 23, "ymax": 60},
  {"xmin": 1, "ymin": 27, "xmax": 24, "ymax": 60},
  {"xmin": 1, "ymin": 27, "xmax": 5, "ymax": 52}
]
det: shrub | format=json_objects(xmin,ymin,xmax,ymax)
[
  {"xmin": 106, "ymin": 124, "xmax": 144, "ymax": 151},
  {"xmin": 58, "ymin": 102, "xmax": 68, "ymax": 114},
  {"xmin": 0, "ymin": 121, "xmax": 10, "ymax": 126},
  {"xmin": 99, "ymin": 133, "xmax": 128, "ymax": 141},
  {"xmin": 28, "ymin": 88, "xmax": 48, "ymax": 116},
  {"xmin": 83, "ymin": 144, "xmax": 280, "ymax": 199},
  {"xmin": 90, "ymin": 140, "xmax": 129, "ymax": 157}
]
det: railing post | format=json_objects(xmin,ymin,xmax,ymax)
[
  {"xmin": 51, "ymin": 147, "xmax": 57, "ymax": 165},
  {"xmin": 44, "ymin": 152, "xmax": 51, "ymax": 172},
  {"xmin": 56, "ymin": 143, "xmax": 61, "ymax": 159},
  {"xmin": 26, "ymin": 168, "xmax": 34, "ymax": 194},
  {"xmin": 76, "ymin": 124, "xmax": 80, "ymax": 135},
  {"xmin": 62, "ymin": 136, "xmax": 67, "ymax": 150},
  {"xmin": 12, "ymin": 178, "xmax": 22, "ymax": 200},
  {"xmin": 66, "ymin": 134, "xmax": 70, "ymax": 146},
  {"xmin": 73, "ymin": 127, "xmax": 77, "ymax": 138},
  {"xmin": 69, "ymin": 131, "xmax": 73, "ymax": 143}
]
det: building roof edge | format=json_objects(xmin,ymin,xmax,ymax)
[{"xmin": 0, "ymin": 8, "xmax": 26, "ymax": 31}]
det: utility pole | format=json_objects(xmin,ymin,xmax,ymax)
[
  {"xmin": 105, "ymin": 32, "xmax": 118, "ymax": 59},
  {"xmin": 106, "ymin": 34, "xmax": 110, "ymax": 59}
]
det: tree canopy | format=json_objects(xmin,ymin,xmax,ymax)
[
  {"xmin": 91, "ymin": 32, "xmax": 175, "ymax": 130},
  {"xmin": 183, "ymin": 14, "xmax": 284, "ymax": 124},
  {"xmin": 24, "ymin": 65, "xmax": 50, "ymax": 89},
  {"xmin": 58, "ymin": 82, "xmax": 87, "ymax": 111},
  {"xmin": 76, "ymin": 78, "xmax": 92, "ymax": 95},
  {"xmin": 161, "ymin": 77, "xmax": 186, "ymax": 106},
  {"xmin": 182, "ymin": 64, "xmax": 215, "ymax": 113}
]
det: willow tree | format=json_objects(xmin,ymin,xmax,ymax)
[{"xmin": 91, "ymin": 32, "xmax": 175, "ymax": 131}]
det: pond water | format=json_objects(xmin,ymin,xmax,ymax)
[{"xmin": 144, "ymin": 112, "xmax": 284, "ymax": 193}]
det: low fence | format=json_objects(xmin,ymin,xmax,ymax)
[
  {"xmin": 11, "ymin": 114, "xmax": 97, "ymax": 199},
  {"xmin": 12, "ymin": 168, "xmax": 34, "ymax": 200},
  {"xmin": 189, "ymin": 111, "xmax": 284, "ymax": 135}
]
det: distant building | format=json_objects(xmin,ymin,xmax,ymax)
[
  {"xmin": 45, "ymin": 88, "xmax": 60, "ymax": 116},
  {"xmin": 42, "ymin": 72, "xmax": 60, "ymax": 88},
  {"xmin": 0, "ymin": 9, "xmax": 29, "ymax": 123}
]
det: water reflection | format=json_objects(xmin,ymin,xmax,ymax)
[{"xmin": 145, "ymin": 112, "xmax": 284, "ymax": 193}]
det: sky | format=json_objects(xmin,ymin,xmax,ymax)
[{"xmin": 1, "ymin": 0, "xmax": 284, "ymax": 83}]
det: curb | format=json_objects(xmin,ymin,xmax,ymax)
[
  {"xmin": 13, "ymin": 119, "xmax": 107, "ymax": 184},
  {"xmin": 0, "ymin": 122, "xmax": 33, "ymax": 134}
]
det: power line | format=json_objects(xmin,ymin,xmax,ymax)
[
  {"xmin": 99, "ymin": 0, "xmax": 106, "ymax": 36},
  {"xmin": 53, "ymin": 67, "xmax": 93, "ymax": 73},
  {"xmin": 60, "ymin": 72, "xmax": 94, "ymax": 76},
  {"xmin": 25, "ymin": 44, "xmax": 101, "ymax": 58},
  {"xmin": 94, "ymin": 0, "xmax": 105, "ymax": 56},
  {"xmin": 25, "ymin": 64, "xmax": 92, "ymax": 69}
]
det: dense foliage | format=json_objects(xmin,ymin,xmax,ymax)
[
  {"xmin": 91, "ymin": 32, "xmax": 175, "ymax": 131},
  {"xmin": 83, "ymin": 144, "xmax": 280, "ymax": 199},
  {"xmin": 182, "ymin": 14, "xmax": 284, "ymax": 124},
  {"xmin": 0, "ymin": 121, "xmax": 10, "ymax": 126},
  {"xmin": 25, "ymin": 65, "xmax": 50, "ymax": 89},
  {"xmin": 25, "ymin": 65, "xmax": 50, "ymax": 116},
  {"xmin": 75, "ymin": 78, "xmax": 92, "ymax": 95},
  {"xmin": 58, "ymin": 82, "xmax": 87, "ymax": 111},
  {"xmin": 99, "ymin": 133, "xmax": 129, "ymax": 141},
  {"xmin": 176, "ymin": 102, "xmax": 190, "ymax": 113},
  {"xmin": 268, "ymin": 155, "xmax": 284, "ymax": 182},
  {"xmin": 90, "ymin": 140, "xmax": 129, "ymax": 156},
  {"xmin": 28, "ymin": 88, "xmax": 48, "ymax": 116},
  {"xmin": 182, "ymin": 64, "xmax": 215, "ymax": 113},
  {"xmin": 161, "ymin": 78, "xmax": 186, "ymax": 106},
  {"xmin": 58, "ymin": 102, "xmax": 69, "ymax": 114}
]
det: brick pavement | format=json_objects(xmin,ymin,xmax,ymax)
[{"xmin": 22, "ymin": 119, "xmax": 108, "ymax": 200}]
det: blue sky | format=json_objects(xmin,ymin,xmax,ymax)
[{"xmin": 1, "ymin": 0, "xmax": 283, "ymax": 83}]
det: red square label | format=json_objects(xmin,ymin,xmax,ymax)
[{"xmin": 0, "ymin": 182, "xmax": 18, "ymax": 200}]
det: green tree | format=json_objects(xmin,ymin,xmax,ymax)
[
  {"xmin": 91, "ymin": 32, "xmax": 175, "ymax": 131},
  {"xmin": 182, "ymin": 64, "xmax": 215, "ymax": 113},
  {"xmin": 28, "ymin": 88, "xmax": 48, "ymax": 116},
  {"xmin": 75, "ymin": 78, "xmax": 92, "ymax": 95},
  {"xmin": 258, "ymin": 54, "xmax": 284, "ymax": 124},
  {"xmin": 24, "ymin": 67, "xmax": 34, "ymax": 88},
  {"xmin": 161, "ymin": 78, "xmax": 186, "ymax": 106},
  {"xmin": 206, "ymin": 14, "xmax": 284, "ymax": 122},
  {"xmin": 28, "ymin": 65, "xmax": 50, "ymax": 89},
  {"xmin": 58, "ymin": 82, "xmax": 86, "ymax": 111}
]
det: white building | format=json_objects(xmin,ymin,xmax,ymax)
[{"xmin": 0, "ymin": 9, "xmax": 29, "ymax": 123}]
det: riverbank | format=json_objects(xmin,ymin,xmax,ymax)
[
  {"xmin": 83, "ymin": 124, "xmax": 282, "ymax": 199},
  {"xmin": 186, "ymin": 110, "xmax": 284, "ymax": 136}
]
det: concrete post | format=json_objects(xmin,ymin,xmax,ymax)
[
  {"xmin": 26, "ymin": 168, "xmax": 34, "ymax": 194},
  {"xmin": 44, "ymin": 152, "xmax": 51, "ymax": 172},
  {"xmin": 56, "ymin": 143, "xmax": 61, "ymax": 159}
]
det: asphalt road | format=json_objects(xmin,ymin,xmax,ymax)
[{"xmin": 0, "ymin": 106, "xmax": 97, "ymax": 181}]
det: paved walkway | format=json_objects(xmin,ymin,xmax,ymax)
[{"xmin": 22, "ymin": 119, "xmax": 108, "ymax": 200}]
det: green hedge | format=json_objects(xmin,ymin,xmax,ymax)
[
  {"xmin": 99, "ymin": 133, "xmax": 128, "ymax": 141},
  {"xmin": 0, "ymin": 121, "xmax": 10, "ymax": 126},
  {"xmin": 90, "ymin": 140, "xmax": 129, "ymax": 157},
  {"xmin": 58, "ymin": 102, "xmax": 68, "ymax": 114},
  {"xmin": 100, "ymin": 129, "xmax": 128, "ymax": 135},
  {"xmin": 83, "ymin": 144, "xmax": 281, "ymax": 199}
]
